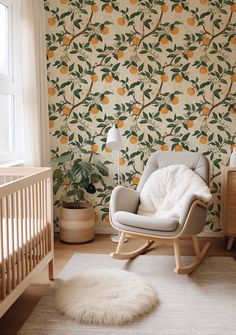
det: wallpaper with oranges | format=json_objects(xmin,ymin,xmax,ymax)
[{"xmin": 45, "ymin": 0, "xmax": 236, "ymax": 233}]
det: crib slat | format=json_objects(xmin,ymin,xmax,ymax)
[
  {"xmin": 35, "ymin": 183, "xmax": 40, "ymax": 263},
  {"xmin": 23, "ymin": 188, "xmax": 29, "ymax": 275},
  {"xmin": 15, "ymin": 191, "xmax": 20, "ymax": 284},
  {"xmin": 41, "ymin": 180, "xmax": 45, "ymax": 257},
  {"xmin": 44, "ymin": 180, "xmax": 48, "ymax": 254},
  {"xmin": 0, "ymin": 199, "xmax": 6, "ymax": 300},
  {"xmin": 4, "ymin": 197, "xmax": 11, "ymax": 294},
  {"xmin": 19, "ymin": 189, "xmax": 25, "ymax": 280},
  {"xmin": 10, "ymin": 194, "xmax": 16, "ymax": 289}
]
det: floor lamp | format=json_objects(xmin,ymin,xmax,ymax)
[{"xmin": 106, "ymin": 125, "xmax": 127, "ymax": 243}]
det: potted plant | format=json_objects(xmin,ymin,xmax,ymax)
[{"xmin": 52, "ymin": 152, "xmax": 109, "ymax": 243}]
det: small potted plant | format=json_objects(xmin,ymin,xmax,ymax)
[{"xmin": 52, "ymin": 152, "xmax": 109, "ymax": 243}]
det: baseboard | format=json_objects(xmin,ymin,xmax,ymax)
[
  {"xmin": 95, "ymin": 225, "xmax": 116, "ymax": 235},
  {"xmin": 199, "ymin": 231, "xmax": 224, "ymax": 237}
]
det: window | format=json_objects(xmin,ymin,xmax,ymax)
[{"xmin": 0, "ymin": 0, "xmax": 23, "ymax": 165}]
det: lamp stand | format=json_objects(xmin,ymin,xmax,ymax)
[{"xmin": 110, "ymin": 150, "xmax": 128, "ymax": 243}]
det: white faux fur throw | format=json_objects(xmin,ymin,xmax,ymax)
[{"xmin": 137, "ymin": 164, "xmax": 212, "ymax": 220}]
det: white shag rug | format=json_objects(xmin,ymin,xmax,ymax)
[{"xmin": 55, "ymin": 268, "xmax": 158, "ymax": 325}]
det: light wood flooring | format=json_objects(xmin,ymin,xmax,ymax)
[{"xmin": 0, "ymin": 234, "xmax": 235, "ymax": 335}]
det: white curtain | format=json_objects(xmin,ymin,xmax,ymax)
[{"xmin": 21, "ymin": 0, "xmax": 49, "ymax": 166}]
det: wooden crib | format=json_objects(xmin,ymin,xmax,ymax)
[{"xmin": 0, "ymin": 167, "xmax": 54, "ymax": 318}]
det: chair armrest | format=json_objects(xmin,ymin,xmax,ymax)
[
  {"xmin": 180, "ymin": 198, "xmax": 210, "ymax": 236},
  {"xmin": 109, "ymin": 186, "xmax": 140, "ymax": 218}
]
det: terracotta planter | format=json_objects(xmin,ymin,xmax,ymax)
[{"xmin": 60, "ymin": 202, "xmax": 95, "ymax": 243}]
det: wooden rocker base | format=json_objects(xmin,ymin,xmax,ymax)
[
  {"xmin": 110, "ymin": 232, "xmax": 211, "ymax": 274},
  {"xmin": 111, "ymin": 236, "xmax": 155, "ymax": 260},
  {"xmin": 174, "ymin": 241, "xmax": 211, "ymax": 274}
]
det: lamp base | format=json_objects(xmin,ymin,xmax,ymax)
[{"xmin": 110, "ymin": 233, "xmax": 128, "ymax": 243}]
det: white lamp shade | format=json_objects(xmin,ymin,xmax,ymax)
[{"xmin": 106, "ymin": 125, "xmax": 122, "ymax": 151}]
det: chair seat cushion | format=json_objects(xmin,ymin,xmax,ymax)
[
  {"xmin": 137, "ymin": 164, "xmax": 212, "ymax": 222},
  {"xmin": 113, "ymin": 211, "xmax": 179, "ymax": 232}
]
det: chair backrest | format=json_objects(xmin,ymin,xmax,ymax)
[{"xmin": 137, "ymin": 151, "xmax": 210, "ymax": 193}]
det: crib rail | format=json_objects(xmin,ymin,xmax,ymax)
[{"xmin": 0, "ymin": 167, "xmax": 53, "ymax": 304}]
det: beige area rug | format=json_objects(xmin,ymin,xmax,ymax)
[{"xmin": 18, "ymin": 254, "xmax": 236, "ymax": 335}]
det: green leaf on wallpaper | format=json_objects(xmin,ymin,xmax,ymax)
[{"xmin": 213, "ymin": 89, "xmax": 221, "ymax": 99}]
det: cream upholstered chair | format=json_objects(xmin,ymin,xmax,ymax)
[{"xmin": 109, "ymin": 151, "xmax": 212, "ymax": 274}]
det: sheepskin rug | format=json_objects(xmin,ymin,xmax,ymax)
[{"xmin": 55, "ymin": 268, "xmax": 158, "ymax": 325}]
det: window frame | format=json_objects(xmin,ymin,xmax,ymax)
[{"xmin": 0, "ymin": 0, "xmax": 23, "ymax": 166}]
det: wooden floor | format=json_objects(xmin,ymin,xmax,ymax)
[{"xmin": 0, "ymin": 234, "xmax": 235, "ymax": 335}]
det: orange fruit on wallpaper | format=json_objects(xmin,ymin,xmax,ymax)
[
  {"xmin": 91, "ymin": 74, "xmax": 98, "ymax": 82},
  {"xmin": 63, "ymin": 178, "xmax": 70, "ymax": 186},
  {"xmin": 199, "ymin": 66, "xmax": 208, "ymax": 74},
  {"xmin": 200, "ymin": 0, "xmax": 208, "ymax": 4},
  {"xmin": 132, "ymin": 106, "xmax": 141, "ymax": 115},
  {"xmin": 202, "ymin": 107, "xmax": 210, "ymax": 115},
  {"xmin": 199, "ymin": 136, "xmax": 208, "ymax": 144},
  {"xmin": 47, "ymin": 50, "xmax": 54, "ymax": 59},
  {"xmin": 161, "ymin": 74, "xmax": 168, "ymax": 82},
  {"xmin": 91, "ymin": 4, "xmax": 99, "ymax": 12},
  {"xmin": 186, "ymin": 50, "xmax": 193, "ymax": 58},
  {"xmin": 103, "ymin": 215, "xmax": 110, "ymax": 224},
  {"xmin": 63, "ymin": 107, "xmax": 70, "ymax": 116},
  {"xmin": 160, "ymin": 36, "xmax": 169, "ymax": 44},
  {"xmin": 117, "ymin": 17, "xmax": 126, "ymax": 26},
  {"xmin": 130, "ymin": 0, "xmax": 137, "ymax": 4},
  {"xmin": 119, "ymin": 157, "xmax": 126, "ymax": 165},
  {"xmin": 174, "ymin": 144, "xmax": 183, "ymax": 152},
  {"xmin": 232, "ymin": 4, "xmax": 236, "ymax": 12},
  {"xmin": 101, "ymin": 26, "xmax": 109, "ymax": 35},
  {"xmin": 161, "ymin": 143, "xmax": 169, "ymax": 151},
  {"xmin": 60, "ymin": 66, "xmax": 68, "ymax": 75},
  {"xmin": 186, "ymin": 120, "xmax": 194, "ymax": 128},
  {"xmin": 161, "ymin": 4, "xmax": 168, "ymax": 12},
  {"xmin": 202, "ymin": 36, "xmax": 210, "ymax": 46},
  {"xmin": 48, "ymin": 17, "xmax": 56, "ymax": 26},
  {"xmin": 63, "ymin": 37, "xmax": 70, "ymax": 45},
  {"xmin": 161, "ymin": 144, "xmax": 169, "ymax": 151},
  {"xmin": 187, "ymin": 17, "xmax": 195, "ymax": 25},
  {"xmin": 116, "ymin": 50, "xmax": 124, "ymax": 58},
  {"xmin": 175, "ymin": 74, "xmax": 183, "ymax": 83},
  {"xmin": 49, "ymin": 120, "xmax": 54, "ymax": 128},
  {"xmin": 171, "ymin": 96, "xmax": 179, "ymax": 105},
  {"xmin": 105, "ymin": 74, "xmax": 113, "ymax": 83},
  {"xmin": 160, "ymin": 106, "xmax": 169, "ymax": 114},
  {"xmin": 104, "ymin": 4, "xmax": 112, "ymax": 13},
  {"xmin": 94, "ymin": 214, "xmax": 99, "ymax": 223},
  {"xmin": 130, "ymin": 135, "xmax": 138, "ymax": 144},
  {"xmin": 117, "ymin": 87, "xmax": 126, "ymax": 96},
  {"xmin": 230, "ymin": 107, "xmax": 236, "ymax": 114},
  {"xmin": 175, "ymin": 5, "xmax": 183, "ymax": 13},
  {"xmin": 91, "ymin": 36, "xmax": 99, "ymax": 44},
  {"xmin": 132, "ymin": 176, "xmax": 140, "ymax": 185},
  {"xmin": 101, "ymin": 96, "xmax": 110, "ymax": 105},
  {"xmin": 171, "ymin": 26, "xmax": 179, "ymax": 35},
  {"xmin": 116, "ymin": 120, "xmax": 124, "ymax": 128},
  {"xmin": 187, "ymin": 87, "xmax": 195, "ymax": 95},
  {"xmin": 132, "ymin": 36, "xmax": 140, "ymax": 46},
  {"xmin": 48, "ymin": 87, "xmax": 56, "ymax": 96},
  {"xmin": 90, "ymin": 106, "xmax": 99, "ymax": 115},
  {"xmin": 60, "ymin": 0, "xmax": 68, "ymax": 4},
  {"xmin": 60, "ymin": 136, "xmax": 68, "ymax": 144},
  {"xmin": 231, "ymin": 74, "xmax": 236, "ymax": 82},
  {"xmin": 130, "ymin": 66, "xmax": 138, "ymax": 74},
  {"xmin": 230, "ymin": 37, "xmax": 236, "ymax": 44},
  {"xmin": 91, "ymin": 144, "xmax": 99, "ymax": 152},
  {"xmin": 104, "ymin": 146, "xmax": 112, "ymax": 153}
]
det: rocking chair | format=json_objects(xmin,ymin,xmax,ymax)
[{"xmin": 109, "ymin": 151, "xmax": 212, "ymax": 274}]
